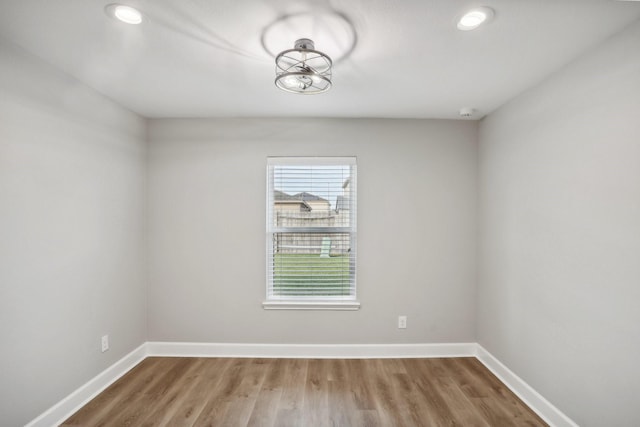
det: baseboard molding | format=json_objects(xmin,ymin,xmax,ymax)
[
  {"xmin": 475, "ymin": 345, "xmax": 578, "ymax": 427},
  {"xmin": 25, "ymin": 343, "xmax": 147, "ymax": 427},
  {"xmin": 146, "ymin": 341, "xmax": 477, "ymax": 359},
  {"xmin": 27, "ymin": 342, "xmax": 578, "ymax": 427}
]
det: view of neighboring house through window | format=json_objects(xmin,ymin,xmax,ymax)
[{"xmin": 266, "ymin": 157, "xmax": 357, "ymax": 306}]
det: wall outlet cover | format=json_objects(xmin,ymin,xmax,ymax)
[{"xmin": 398, "ymin": 316, "xmax": 407, "ymax": 329}]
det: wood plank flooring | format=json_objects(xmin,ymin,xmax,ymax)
[{"xmin": 62, "ymin": 357, "xmax": 547, "ymax": 426}]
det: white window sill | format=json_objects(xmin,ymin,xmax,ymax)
[{"xmin": 262, "ymin": 300, "xmax": 361, "ymax": 311}]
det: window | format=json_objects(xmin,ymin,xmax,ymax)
[{"xmin": 264, "ymin": 157, "xmax": 358, "ymax": 310}]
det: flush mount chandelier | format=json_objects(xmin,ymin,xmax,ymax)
[{"xmin": 275, "ymin": 39, "xmax": 332, "ymax": 94}]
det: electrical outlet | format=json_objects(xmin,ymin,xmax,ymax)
[
  {"xmin": 101, "ymin": 335, "xmax": 109, "ymax": 352},
  {"xmin": 398, "ymin": 316, "xmax": 407, "ymax": 329}
]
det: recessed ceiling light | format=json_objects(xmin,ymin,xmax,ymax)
[
  {"xmin": 457, "ymin": 7, "xmax": 494, "ymax": 31},
  {"xmin": 105, "ymin": 4, "xmax": 144, "ymax": 25}
]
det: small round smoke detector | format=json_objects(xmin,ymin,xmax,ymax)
[{"xmin": 459, "ymin": 107, "xmax": 476, "ymax": 118}]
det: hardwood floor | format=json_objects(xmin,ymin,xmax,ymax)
[{"xmin": 62, "ymin": 357, "xmax": 547, "ymax": 426}]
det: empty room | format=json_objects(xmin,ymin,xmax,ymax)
[{"xmin": 1, "ymin": 1, "xmax": 639, "ymax": 426}]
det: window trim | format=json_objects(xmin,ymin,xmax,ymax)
[
  {"xmin": 264, "ymin": 157, "xmax": 359, "ymax": 311},
  {"xmin": 262, "ymin": 300, "xmax": 361, "ymax": 310}
]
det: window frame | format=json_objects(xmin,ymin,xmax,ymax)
[{"xmin": 264, "ymin": 157, "xmax": 359, "ymax": 311}]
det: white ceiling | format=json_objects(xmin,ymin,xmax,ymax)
[{"xmin": 1, "ymin": 0, "xmax": 639, "ymax": 119}]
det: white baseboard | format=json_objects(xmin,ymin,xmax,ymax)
[
  {"xmin": 475, "ymin": 345, "xmax": 578, "ymax": 427},
  {"xmin": 25, "ymin": 343, "xmax": 147, "ymax": 427},
  {"xmin": 145, "ymin": 341, "xmax": 477, "ymax": 359},
  {"xmin": 27, "ymin": 342, "xmax": 578, "ymax": 427}
]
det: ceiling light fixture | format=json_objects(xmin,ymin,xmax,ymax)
[
  {"xmin": 275, "ymin": 39, "xmax": 332, "ymax": 94},
  {"xmin": 457, "ymin": 7, "xmax": 494, "ymax": 31},
  {"xmin": 105, "ymin": 4, "xmax": 144, "ymax": 25}
]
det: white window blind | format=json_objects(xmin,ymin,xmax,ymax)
[{"xmin": 266, "ymin": 157, "xmax": 357, "ymax": 308}]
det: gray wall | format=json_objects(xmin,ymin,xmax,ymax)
[
  {"xmin": 0, "ymin": 40, "xmax": 147, "ymax": 426},
  {"xmin": 147, "ymin": 118, "xmax": 477, "ymax": 344},
  {"xmin": 477, "ymin": 21, "xmax": 640, "ymax": 426}
]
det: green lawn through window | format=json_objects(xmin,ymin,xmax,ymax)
[{"xmin": 273, "ymin": 253, "xmax": 352, "ymax": 296}]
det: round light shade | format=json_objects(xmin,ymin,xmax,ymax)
[{"xmin": 275, "ymin": 39, "xmax": 332, "ymax": 94}]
